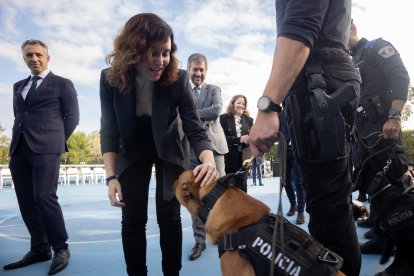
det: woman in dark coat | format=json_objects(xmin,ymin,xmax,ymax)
[
  {"xmin": 219, "ymin": 94, "xmax": 253, "ymax": 191},
  {"xmin": 99, "ymin": 13, "xmax": 218, "ymax": 276}
]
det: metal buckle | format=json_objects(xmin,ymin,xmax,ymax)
[
  {"xmin": 318, "ymin": 249, "xmax": 340, "ymax": 264},
  {"xmin": 223, "ymin": 233, "xmax": 236, "ymax": 251}
]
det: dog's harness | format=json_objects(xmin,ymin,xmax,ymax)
[
  {"xmin": 363, "ymin": 146, "xmax": 414, "ymax": 234},
  {"xmin": 218, "ymin": 214, "xmax": 342, "ymax": 276},
  {"xmin": 197, "ymin": 172, "xmax": 246, "ymax": 224}
]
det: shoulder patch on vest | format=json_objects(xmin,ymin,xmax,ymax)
[{"xmin": 378, "ymin": 45, "xmax": 396, "ymax": 58}]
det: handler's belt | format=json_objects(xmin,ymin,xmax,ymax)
[
  {"xmin": 218, "ymin": 214, "xmax": 343, "ymax": 276},
  {"xmin": 356, "ymin": 95, "xmax": 390, "ymax": 125}
]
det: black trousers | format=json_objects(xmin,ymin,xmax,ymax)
[
  {"xmin": 224, "ymin": 151, "xmax": 247, "ymax": 192},
  {"xmin": 298, "ymin": 158, "xmax": 361, "ymax": 276},
  {"xmin": 9, "ymin": 135, "xmax": 68, "ymax": 252},
  {"xmin": 284, "ymin": 148, "xmax": 306, "ymax": 212},
  {"xmin": 119, "ymin": 156, "xmax": 182, "ymax": 276}
]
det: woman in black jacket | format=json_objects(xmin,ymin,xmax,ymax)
[
  {"xmin": 99, "ymin": 13, "xmax": 218, "ymax": 276},
  {"xmin": 219, "ymin": 94, "xmax": 253, "ymax": 191}
]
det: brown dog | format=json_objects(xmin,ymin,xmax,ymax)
[{"xmin": 174, "ymin": 170, "xmax": 345, "ymax": 276}]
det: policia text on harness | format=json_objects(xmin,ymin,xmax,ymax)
[{"xmin": 196, "ymin": 134, "xmax": 344, "ymax": 275}]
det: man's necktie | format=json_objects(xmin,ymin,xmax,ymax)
[
  {"xmin": 193, "ymin": 86, "xmax": 200, "ymax": 103},
  {"xmin": 25, "ymin": 75, "xmax": 41, "ymax": 106}
]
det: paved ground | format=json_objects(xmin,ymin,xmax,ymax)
[{"xmin": 0, "ymin": 177, "xmax": 391, "ymax": 275}]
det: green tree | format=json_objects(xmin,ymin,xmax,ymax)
[
  {"xmin": 402, "ymin": 129, "xmax": 414, "ymax": 165},
  {"xmin": 89, "ymin": 130, "xmax": 102, "ymax": 164},
  {"xmin": 62, "ymin": 131, "xmax": 93, "ymax": 164},
  {"xmin": 0, "ymin": 123, "xmax": 11, "ymax": 165},
  {"xmin": 402, "ymin": 85, "xmax": 414, "ymax": 123}
]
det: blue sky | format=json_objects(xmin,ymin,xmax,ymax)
[{"xmin": 0, "ymin": 0, "xmax": 413, "ymax": 137}]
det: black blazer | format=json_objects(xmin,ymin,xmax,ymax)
[
  {"xmin": 10, "ymin": 72, "xmax": 80, "ymax": 155},
  {"xmin": 219, "ymin": 113, "xmax": 253, "ymax": 170},
  {"xmin": 99, "ymin": 69, "xmax": 213, "ymax": 198}
]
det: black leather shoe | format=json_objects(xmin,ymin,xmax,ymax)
[
  {"xmin": 296, "ymin": 212, "xmax": 305, "ymax": 225},
  {"xmin": 360, "ymin": 238, "xmax": 385, "ymax": 254},
  {"xmin": 357, "ymin": 193, "xmax": 367, "ymax": 202},
  {"xmin": 364, "ymin": 228, "xmax": 378, "ymax": 239},
  {"xmin": 48, "ymin": 249, "xmax": 70, "ymax": 275},
  {"xmin": 357, "ymin": 216, "xmax": 374, "ymax": 228},
  {"xmin": 287, "ymin": 205, "xmax": 296, "ymax": 216},
  {"xmin": 3, "ymin": 250, "xmax": 52, "ymax": 270},
  {"xmin": 374, "ymin": 259, "xmax": 414, "ymax": 276},
  {"xmin": 188, "ymin": 243, "xmax": 206, "ymax": 261}
]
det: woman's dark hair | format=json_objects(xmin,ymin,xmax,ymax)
[{"xmin": 105, "ymin": 13, "xmax": 179, "ymax": 92}]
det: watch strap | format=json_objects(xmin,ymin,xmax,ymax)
[{"xmin": 106, "ymin": 175, "xmax": 118, "ymax": 185}]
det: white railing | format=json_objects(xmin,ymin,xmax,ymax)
[{"xmin": 0, "ymin": 168, "xmax": 13, "ymax": 189}]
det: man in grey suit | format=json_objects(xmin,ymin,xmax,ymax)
[
  {"xmin": 186, "ymin": 53, "xmax": 228, "ymax": 260},
  {"xmin": 4, "ymin": 39, "xmax": 79, "ymax": 275}
]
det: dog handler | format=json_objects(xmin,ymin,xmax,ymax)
[
  {"xmin": 349, "ymin": 20, "xmax": 410, "ymax": 275},
  {"xmin": 249, "ymin": 1, "xmax": 361, "ymax": 275}
]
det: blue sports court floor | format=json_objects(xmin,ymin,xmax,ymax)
[{"xmin": 0, "ymin": 177, "xmax": 391, "ymax": 275}]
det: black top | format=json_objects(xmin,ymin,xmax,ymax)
[
  {"xmin": 351, "ymin": 37, "xmax": 410, "ymax": 104},
  {"xmin": 276, "ymin": 0, "xmax": 352, "ymax": 50}
]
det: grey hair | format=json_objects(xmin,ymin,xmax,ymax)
[
  {"xmin": 187, "ymin": 53, "xmax": 208, "ymax": 71},
  {"xmin": 21, "ymin": 39, "xmax": 49, "ymax": 54}
]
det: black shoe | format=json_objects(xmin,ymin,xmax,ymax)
[
  {"xmin": 3, "ymin": 250, "xmax": 52, "ymax": 270},
  {"xmin": 360, "ymin": 238, "xmax": 385, "ymax": 254},
  {"xmin": 252, "ymin": 183, "xmax": 256, "ymax": 186},
  {"xmin": 48, "ymin": 249, "xmax": 70, "ymax": 275},
  {"xmin": 374, "ymin": 259, "xmax": 414, "ymax": 276},
  {"xmin": 287, "ymin": 205, "xmax": 297, "ymax": 216},
  {"xmin": 188, "ymin": 243, "xmax": 206, "ymax": 261},
  {"xmin": 296, "ymin": 212, "xmax": 305, "ymax": 225},
  {"xmin": 364, "ymin": 228, "xmax": 378, "ymax": 239},
  {"xmin": 357, "ymin": 216, "xmax": 374, "ymax": 228},
  {"xmin": 357, "ymin": 193, "xmax": 367, "ymax": 202},
  {"xmin": 259, "ymin": 183, "xmax": 264, "ymax": 186}
]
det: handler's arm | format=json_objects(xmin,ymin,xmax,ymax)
[{"xmin": 249, "ymin": 36, "xmax": 310, "ymax": 156}]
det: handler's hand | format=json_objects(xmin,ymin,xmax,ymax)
[
  {"xmin": 249, "ymin": 111, "xmax": 280, "ymax": 156},
  {"xmin": 383, "ymin": 118, "xmax": 401, "ymax": 140},
  {"xmin": 193, "ymin": 163, "xmax": 218, "ymax": 188},
  {"xmin": 108, "ymin": 179, "xmax": 125, "ymax": 207}
]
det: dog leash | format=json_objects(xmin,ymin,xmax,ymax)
[
  {"xmin": 241, "ymin": 133, "xmax": 288, "ymax": 276},
  {"xmin": 269, "ymin": 131, "xmax": 288, "ymax": 276}
]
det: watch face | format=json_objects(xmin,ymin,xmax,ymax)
[{"xmin": 258, "ymin": 96, "xmax": 270, "ymax": 110}]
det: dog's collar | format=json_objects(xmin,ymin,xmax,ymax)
[{"xmin": 197, "ymin": 172, "xmax": 245, "ymax": 224}]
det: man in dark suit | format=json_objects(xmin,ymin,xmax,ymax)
[
  {"xmin": 186, "ymin": 53, "xmax": 229, "ymax": 260},
  {"xmin": 4, "ymin": 39, "xmax": 79, "ymax": 275}
]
